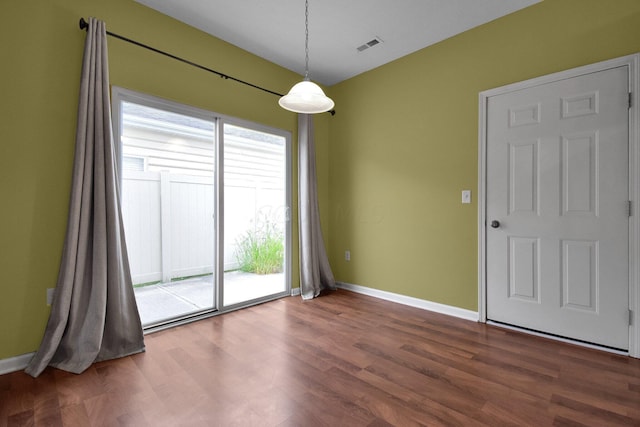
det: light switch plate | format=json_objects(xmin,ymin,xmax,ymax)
[{"xmin": 462, "ymin": 190, "xmax": 471, "ymax": 204}]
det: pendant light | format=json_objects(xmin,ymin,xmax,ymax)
[{"xmin": 279, "ymin": 0, "xmax": 334, "ymax": 114}]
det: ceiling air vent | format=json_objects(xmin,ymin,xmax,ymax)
[{"xmin": 357, "ymin": 37, "xmax": 383, "ymax": 53}]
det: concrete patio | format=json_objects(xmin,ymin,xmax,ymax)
[{"xmin": 134, "ymin": 271, "xmax": 286, "ymax": 326}]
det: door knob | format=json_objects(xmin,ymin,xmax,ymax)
[{"xmin": 490, "ymin": 220, "xmax": 500, "ymax": 228}]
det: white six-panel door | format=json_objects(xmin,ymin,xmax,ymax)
[{"xmin": 485, "ymin": 66, "xmax": 630, "ymax": 350}]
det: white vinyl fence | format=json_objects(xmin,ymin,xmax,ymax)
[
  {"xmin": 121, "ymin": 170, "xmax": 214, "ymax": 284},
  {"xmin": 118, "ymin": 101, "xmax": 287, "ymax": 285},
  {"xmin": 122, "ymin": 170, "xmax": 286, "ymax": 285}
]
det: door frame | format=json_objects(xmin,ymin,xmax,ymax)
[
  {"xmin": 216, "ymin": 115, "xmax": 293, "ymax": 310},
  {"xmin": 478, "ymin": 53, "xmax": 640, "ymax": 358},
  {"xmin": 111, "ymin": 86, "xmax": 292, "ymax": 327}
]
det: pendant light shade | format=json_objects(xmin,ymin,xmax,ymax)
[
  {"xmin": 279, "ymin": 0, "xmax": 334, "ymax": 114},
  {"xmin": 279, "ymin": 79, "xmax": 334, "ymax": 114}
]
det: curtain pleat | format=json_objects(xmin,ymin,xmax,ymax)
[
  {"xmin": 25, "ymin": 17, "xmax": 145, "ymax": 377},
  {"xmin": 298, "ymin": 114, "xmax": 336, "ymax": 299}
]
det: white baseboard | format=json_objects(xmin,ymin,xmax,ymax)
[
  {"xmin": 336, "ymin": 281, "xmax": 479, "ymax": 322},
  {"xmin": 1, "ymin": 286, "xmax": 474, "ymax": 375},
  {"xmin": 0, "ymin": 352, "xmax": 34, "ymax": 375}
]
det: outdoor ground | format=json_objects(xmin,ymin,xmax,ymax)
[{"xmin": 134, "ymin": 271, "xmax": 285, "ymax": 325}]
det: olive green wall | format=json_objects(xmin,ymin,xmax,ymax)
[
  {"xmin": 328, "ymin": 0, "xmax": 640, "ymax": 310},
  {"xmin": 4, "ymin": 0, "xmax": 640, "ymax": 363},
  {"xmin": 0, "ymin": 0, "xmax": 334, "ymax": 360}
]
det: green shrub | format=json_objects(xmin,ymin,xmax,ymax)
[{"xmin": 235, "ymin": 218, "xmax": 284, "ymax": 275}]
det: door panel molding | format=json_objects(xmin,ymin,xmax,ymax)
[{"xmin": 478, "ymin": 53, "xmax": 640, "ymax": 358}]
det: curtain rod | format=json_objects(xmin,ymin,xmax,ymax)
[{"xmin": 79, "ymin": 18, "xmax": 336, "ymax": 116}]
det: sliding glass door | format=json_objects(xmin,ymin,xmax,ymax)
[
  {"xmin": 112, "ymin": 88, "xmax": 290, "ymax": 327},
  {"xmin": 222, "ymin": 122, "xmax": 290, "ymax": 306}
]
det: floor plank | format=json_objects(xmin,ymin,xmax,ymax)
[{"xmin": 2, "ymin": 289, "xmax": 639, "ymax": 426}]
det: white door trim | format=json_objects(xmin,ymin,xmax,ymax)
[{"xmin": 478, "ymin": 53, "xmax": 640, "ymax": 358}]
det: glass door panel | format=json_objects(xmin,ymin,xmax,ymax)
[
  {"xmin": 222, "ymin": 122, "xmax": 289, "ymax": 306},
  {"xmin": 119, "ymin": 100, "xmax": 216, "ymax": 326}
]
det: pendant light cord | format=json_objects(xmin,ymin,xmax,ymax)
[{"xmin": 304, "ymin": 0, "xmax": 310, "ymax": 80}]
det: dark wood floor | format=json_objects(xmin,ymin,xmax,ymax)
[{"xmin": 1, "ymin": 289, "xmax": 639, "ymax": 426}]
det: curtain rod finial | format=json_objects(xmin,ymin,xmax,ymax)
[{"xmin": 79, "ymin": 17, "xmax": 88, "ymax": 31}]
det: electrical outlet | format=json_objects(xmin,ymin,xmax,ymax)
[
  {"xmin": 46, "ymin": 288, "xmax": 55, "ymax": 306},
  {"xmin": 345, "ymin": 250, "xmax": 351, "ymax": 261}
]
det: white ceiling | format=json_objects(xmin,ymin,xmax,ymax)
[{"xmin": 135, "ymin": 0, "xmax": 541, "ymax": 86}]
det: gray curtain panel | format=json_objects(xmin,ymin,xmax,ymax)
[
  {"xmin": 298, "ymin": 114, "xmax": 336, "ymax": 299},
  {"xmin": 25, "ymin": 18, "xmax": 145, "ymax": 377}
]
